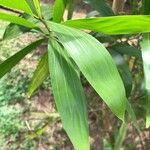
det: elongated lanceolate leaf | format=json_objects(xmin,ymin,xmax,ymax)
[
  {"xmin": 141, "ymin": 33, "xmax": 150, "ymax": 128},
  {"xmin": 0, "ymin": 0, "xmax": 33, "ymax": 16},
  {"xmin": 84, "ymin": 0, "xmax": 114, "ymax": 16},
  {"xmin": 0, "ymin": 39, "xmax": 45, "ymax": 79},
  {"xmin": 41, "ymin": 5, "xmax": 54, "ymax": 20},
  {"xmin": 109, "ymin": 44, "xmax": 141, "ymax": 58},
  {"xmin": 53, "ymin": 0, "xmax": 67, "ymax": 23},
  {"xmin": 3, "ymin": 23, "xmax": 29, "ymax": 40},
  {"xmin": 28, "ymin": 52, "xmax": 49, "ymax": 97},
  {"xmin": 141, "ymin": 0, "xmax": 150, "ymax": 128},
  {"xmin": 26, "ymin": 0, "xmax": 38, "ymax": 16},
  {"xmin": 63, "ymin": 15, "xmax": 150, "ymax": 35},
  {"xmin": 126, "ymin": 100, "xmax": 140, "ymax": 132},
  {"xmin": 67, "ymin": 0, "xmax": 77, "ymax": 19},
  {"xmin": 0, "ymin": 12, "xmax": 37, "ymax": 28},
  {"xmin": 29, "ymin": 1, "xmax": 52, "ymax": 19},
  {"xmin": 109, "ymin": 50, "xmax": 132, "ymax": 97},
  {"xmin": 109, "ymin": 49, "xmax": 139, "ymax": 130},
  {"xmin": 33, "ymin": 0, "xmax": 42, "ymax": 18},
  {"xmin": 3, "ymin": 7, "xmax": 53, "ymax": 40},
  {"xmin": 47, "ymin": 21, "xmax": 127, "ymax": 120},
  {"xmin": 142, "ymin": 0, "xmax": 150, "ymax": 15},
  {"xmin": 48, "ymin": 39, "xmax": 89, "ymax": 150}
]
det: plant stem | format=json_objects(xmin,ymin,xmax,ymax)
[
  {"xmin": 0, "ymin": 6, "xmax": 21, "ymax": 14},
  {"xmin": 39, "ymin": 18, "xmax": 52, "ymax": 35}
]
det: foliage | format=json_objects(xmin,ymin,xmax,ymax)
[
  {"xmin": 0, "ymin": 70, "xmax": 30, "ymax": 105},
  {"xmin": 0, "ymin": 0, "xmax": 150, "ymax": 149},
  {"xmin": 0, "ymin": 105, "xmax": 21, "ymax": 136}
]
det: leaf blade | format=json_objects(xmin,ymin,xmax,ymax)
[
  {"xmin": 0, "ymin": 12, "xmax": 37, "ymax": 28},
  {"xmin": 47, "ymin": 21, "xmax": 127, "ymax": 120},
  {"xmin": 28, "ymin": 52, "xmax": 49, "ymax": 97},
  {"xmin": 53, "ymin": 0, "xmax": 67, "ymax": 23},
  {"xmin": 109, "ymin": 44, "xmax": 141, "ymax": 58},
  {"xmin": 67, "ymin": 0, "xmax": 77, "ymax": 19},
  {"xmin": 109, "ymin": 50, "xmax": 132, "ymax": 97},
  {"xmin": 141, "ymin": 0, "xmax": 150, "ymax": 128},
  {"xmin": 3, "ymin": 23, "xmax": 29, "ymax": 40},
  {"xmin": 142, "ymin": 0, "xmax": 150, "ymax": 15},
  {"xmin": 33, "ymin": 0, "xmax": 42, "ymax": 18},
  {"xmin": 84, "ymin": 0, "xmax": 114, "ymax": 16},
  {"xmin": 0, "ymin": 39, "xmax": 45, "ymax": 79},
  {"xmin": 48, "ymin": 39, "xmax": 89, "ymax": 150},
  {"xmin": 140, "ymin": 33, "xmax": 150, "ymax": 128},
  {"xmin": 0, "ymin": 0, "xmax": 33, "ymax": 16},
  {"xmin": 63, "ymin": 15, "xmax": 150, "ymax": 35}
]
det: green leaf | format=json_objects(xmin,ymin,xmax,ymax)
[
  {"xmin": 41, "ymin": 5, "xmax": 53, "ymax": 20},
  {"xmin": 53, "ymin": 0, "xmax": 67, "ymax": 23},
  {"xmin": 0, "ymin": 39, "xmax": 45, "ymax": 79},
  {"xmin": 141, "ymin": 0, "xmax": 150, "ymax": 129},
  {"xmin": 0, "ymin": 12, "xmax": 37, "ymax": 28},
  {"xmin": 26, "ymin": 0, "xmax": 38, "ymax": 16},
  {"xmin": 110, "ymin": 50, "xmax": 139, "ymax": 131},
  {"xmin": 3, "ymin": 12, "xmax": 41, "ymax": 40},
  {"xmin": 84, "ymin": 0, "xmax": 114, "ymax": 16},
  {"xmin": 3, "ymin": 7, "xmax": 53, "ymax": 40},
  {"xmin": 33, "ymin": 0, "xmax": 42, "ymax": 18},
  {"xmin": 0, "ymin": 0, "xmax": 33, "ymax": 16},
  {"xmin": 26, "ymin": 0, "xmax": 53, "ymax": 19},
  {"xmin": 28, "ymin": 52, "xmax": 49, "ymax": 97},
  {"xmin": 109, "ymin": 50, "xmax": 132, "ymax": 97},
  {"xmin": 91, "ymin": 32, "xmax": 116, "ymax": 43},
  {"xmin": 142, "ymin": 0, "xmax": 150, "ymax": 15},
  {"xmin": 3, "ymin": 23, "xmax": 29, "ymax": 40},
  {"xmin": 118, "ymin": 63, "xmax": 132, "ymax": 98},
  {"xmin": 140, "ymin": 33, "xmax": 150, "ymax": 128},
  {"xmin": 109, "ymin": 44, "xmax": 141, "ymax": 58},
  {"xmin": 67, "ymin": 0, "xmax": 77, "ymax": 19},
  {"xmin": 47, "ymin": 21, "xmax": 127, "ymax": 120},
  {"xmin": 114, "ymin": 123, "xmax": 127, "ymax": 150},
  {"xmin": 63, "ymin": 15, "xmax": 150, "ymax": 35},
  {"xmin": 48, "ymin": 39, "xmax": 89, "ymax": 150}
]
